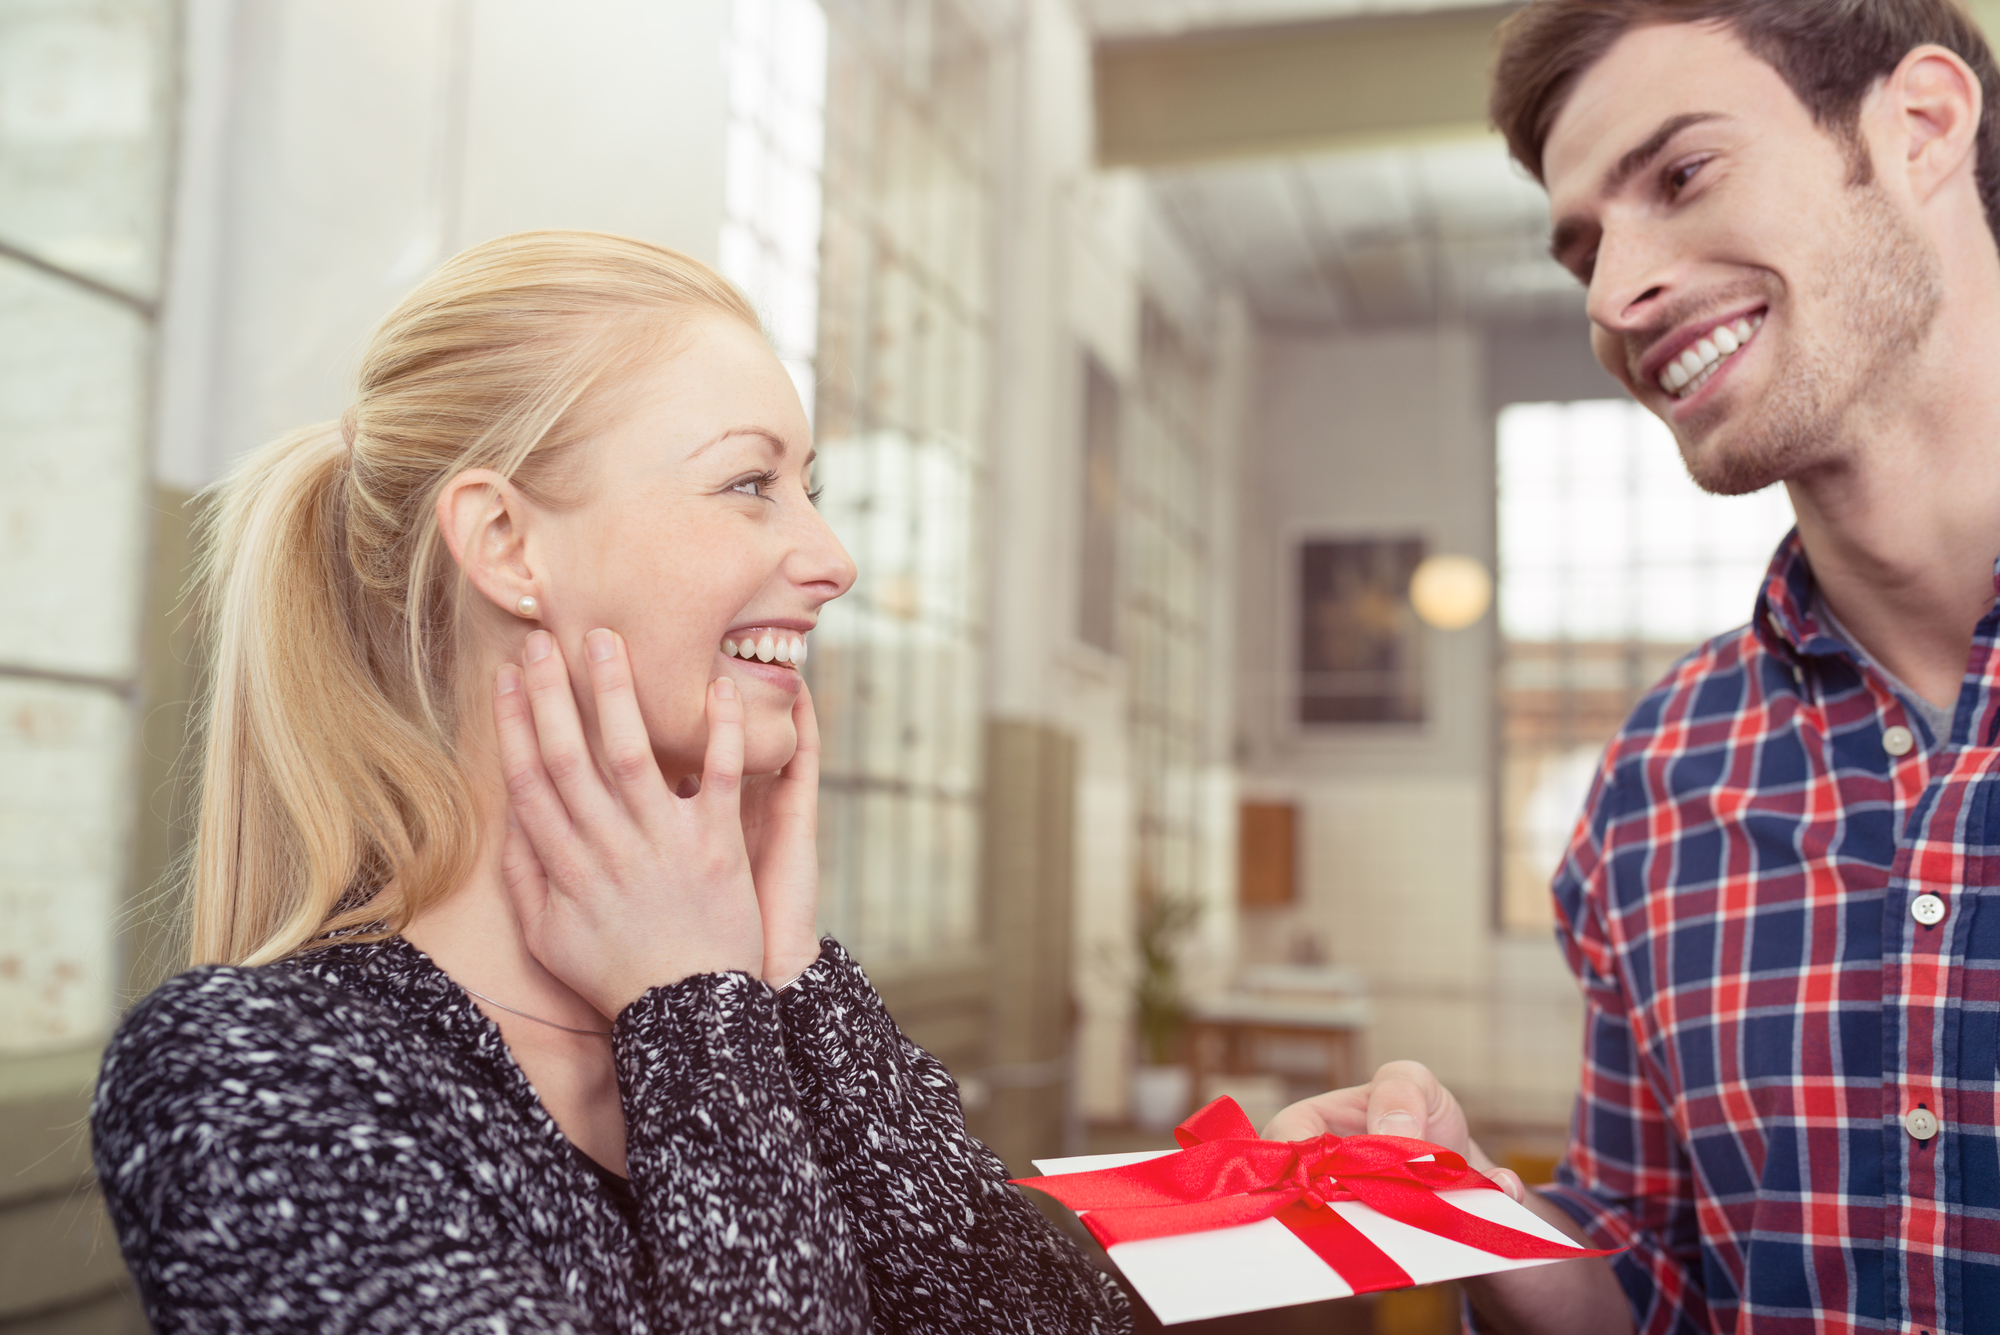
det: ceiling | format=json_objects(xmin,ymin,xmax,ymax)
[
  {"xmin": 1149, "ymin": 135, "xmax": 1583, "ymax": 330},
  {"xmin": 1080, "ymin": 0, "xmax": 1581, "ymax": 330},
  {"xmin": 1079, "ymin": 0, "xmax": 1490, "ymax": 39}
]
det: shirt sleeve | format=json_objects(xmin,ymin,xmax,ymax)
[
  {"xmin": 774, "ymin": 938, "xmax": 1132, "ymax": 1335},
  {"xmin": 1538, "ymin": 759, "xmax": 1715, "ymax": 1335},
  {"xmin": 94, "ymin": 966, "xmax": 869, "ymax": 1335}
]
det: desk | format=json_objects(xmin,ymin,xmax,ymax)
[{"xmin": 1185, "ymin": 994, "xmax": 1372, "ymax": 1106}]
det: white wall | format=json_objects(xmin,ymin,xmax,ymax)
[
  {"xmin": 157, "ymin": 0, "xmax": 729, "ymax": 492},
  {"xmin": 1235, "ymin": 326, "xmax": 1580, "ymax": 1130}
]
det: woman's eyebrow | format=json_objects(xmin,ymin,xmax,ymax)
[{"xmin": 686, "ymin": 426, "xmax": 789, "ymax": 461}]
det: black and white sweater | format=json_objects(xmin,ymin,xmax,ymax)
[{"xmin": 92, "ymin": 935, "xmax": 1130, "ymax": 1334}]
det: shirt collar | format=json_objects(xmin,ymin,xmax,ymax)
[
  {"xmin": 1752, "ymin": 528, "xmax": 1851, "ymax": 661},
  {"xmin": 1754, "ymin": 529, "xmax": 2000, "ymax": 663}
]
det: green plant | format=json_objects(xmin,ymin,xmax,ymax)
[{"xmin": 1132, "ymin": 890, "xmax": 1203, "ymax": 1066}]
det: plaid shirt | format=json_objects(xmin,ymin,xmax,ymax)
[{"xmin": 1542, "ymin": 532, "xmax": 2000, "ymax": 1335}]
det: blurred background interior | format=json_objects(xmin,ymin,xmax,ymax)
[{"xmin": 13, "ymin": 0, "xmax": 2000, "ymax": 1331}]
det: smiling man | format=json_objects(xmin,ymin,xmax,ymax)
[{"xmin": 1260, "ymin": 3, "xmax": 2000, "ymax": 1333}]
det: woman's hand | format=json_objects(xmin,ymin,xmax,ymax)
[
  {"xmin": 1262, "ymin": 1059, "xmax": 1527, "ymax": 1203},
  {"xmin": 739, "ymin": 682, "xmax": 824, "ymax": 986},
  {"xmin": 493, "ymin": 628, "xmax": 764, "ymax": 1017}
]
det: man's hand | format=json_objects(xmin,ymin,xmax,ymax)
[
  {"xmin": 1267, "ymin": 1060, "xmax": 1634, "ymax": 1335},
  {"xmin": 1262, "ymin": 1059, "xmax": 1526, "ymax": 1202}
]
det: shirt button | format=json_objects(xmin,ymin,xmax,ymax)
[
  {"xmin": 1883, "ymin": 725, "xmax": 1916, "ymax": 757},
  {"xmin": 1904, "ymin": 1107, "xmax": 1940, "ymax": 1141},
  {"xmin": 1912, "ymin": 893, "xmax": 1948, "ymax": 927}
]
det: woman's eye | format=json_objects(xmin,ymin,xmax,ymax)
[
  {"xmin": 1666, "ymin": 160, "xmax": 1704, "ymax": 196},
  {"xmin": 732, "ymin": 478, "xmax": 763, "ymax": 498}
]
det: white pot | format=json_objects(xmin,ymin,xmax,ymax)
[{"xmin": 1130, "ymin": 1063, "xmax": 1192, "ymax": 1132}]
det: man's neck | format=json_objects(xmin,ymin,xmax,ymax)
[{"xmin": 1785, "ymin": 295, "xmax": 2000, "ymax": 710}]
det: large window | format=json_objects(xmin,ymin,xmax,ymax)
[
  {"xmin": 1124, "ymin": 302, "xmax": 1213, "ymax": 914},
  {"xmin": 1496, "ymin": 400, "xmax": 1795, "ymax": 933},
  {"xmin": 801, "ymin": 0, "xmax": 992, "ymax": 967},
  {"xmin": 719, "ymin": 0, "xmax": 827, "ymax": 419},
  {"xmin": 0, "ymin": 0, "xmax": 171, "ymax": 1053}
]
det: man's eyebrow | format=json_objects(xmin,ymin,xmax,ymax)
[
  {"xmin": 1547, "ymin": 112, "xmax": 1730, "ymax": 269},
  {"xmin": 1603, "ymin": 111, "xmax": 1728, "ymax": 194}
]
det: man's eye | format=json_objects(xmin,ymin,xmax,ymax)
[{"xmin": 1666, "ymin": 160, "xmax": 1704, "ymax": 196}]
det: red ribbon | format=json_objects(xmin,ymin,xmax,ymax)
[{"xmin": 1012, "ymin": 1097, "xmax": 1615, "ymax": 1296}]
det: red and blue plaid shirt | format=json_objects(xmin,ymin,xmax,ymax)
[{"xmin": 1542, "ymin": 532, "xmax": 2000, "ymax": 1335}]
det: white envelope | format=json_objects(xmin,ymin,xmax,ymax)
[{"xmin": 1031, "ymin": 1150, "xmax": 1589, "ymax": 1326}]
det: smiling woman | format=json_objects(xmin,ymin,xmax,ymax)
[{"xmin": 87, "ymin": 231, "xmax": 1130, "ymax": 1335}]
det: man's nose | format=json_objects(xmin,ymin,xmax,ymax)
[{"xmin": 1585, "ymin": 224, "xmax": 1679, "ymax": 333}]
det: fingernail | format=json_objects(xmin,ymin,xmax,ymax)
[
  {"xmin": 526, "ymin": 630, "xmax": 553, "ymax": 663},
  {"xmin": 496, "ymin": 664, "xmax": 522, "ymax": 695},
  {"xmin": 587, "ymin": 628, "xmax": 615, "ymax": 663},
  {"xmin": 1375, "ymin": 1112, "xmax": 1418, "ymax": 1135},
  {"xmin": 715, "ymin": 676, "xmax": 737, "ymax": 699}
]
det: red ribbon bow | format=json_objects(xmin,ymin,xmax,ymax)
[{"xmin": 1013, "ymin": 1097, "xmax": 1615, "ymax": 1295}]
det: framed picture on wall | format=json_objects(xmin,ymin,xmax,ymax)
[{"xmin": 1296, "ymin": 536, "xmax": 1425, "ymax": 724}]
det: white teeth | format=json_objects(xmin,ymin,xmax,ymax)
[
  {"xmin": 722, "ymin": 631, "xmax": 809, "ymax": 664},
  {"xmin": 1657, "ymin": 315, "xmax": 1763, "ymax": 397}
]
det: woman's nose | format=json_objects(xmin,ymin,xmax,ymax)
[{"xmin": 794, "ymin": 503, "xmax": 857, "ymax": 599}]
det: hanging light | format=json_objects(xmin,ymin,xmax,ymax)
[{"xmin": 1409, "ymin": 553, "xmax": 1492, "ymax": 630}]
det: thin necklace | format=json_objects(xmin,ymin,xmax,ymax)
[{"xmin": 463, "ymin": 986, "xmax": 612, "ymax": 1037}]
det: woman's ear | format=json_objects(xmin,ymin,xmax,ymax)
[{"xmin": 437, "ymin": 469, "xmax": 540, "ymax": 618}]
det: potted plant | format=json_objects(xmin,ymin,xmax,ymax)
[{"xmin": 1128, "ymin": 889, "xmax": 1203, "ymax": 1131}]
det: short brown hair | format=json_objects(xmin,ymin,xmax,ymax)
[{"xmin": 1490, "ymin": 0, "xmax": 2000, "ymax": 242}]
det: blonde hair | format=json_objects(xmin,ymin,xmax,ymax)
[{"xmin": 189, "ymin": 230, "xmax": 760, "ymax": 966}]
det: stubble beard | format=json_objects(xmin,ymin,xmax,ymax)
[{"xmin": 1674, "ymin": 183, "xmax": 1943, "ymax": 497}]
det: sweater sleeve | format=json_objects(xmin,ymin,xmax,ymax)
[
  {"xmin": 774, "ymin": 939, "xmax": 1132, "ymax": 1335},
  {"xmin": 94, "ymin": 965, "xmax": 869, "ymax": 1335},
  {"xmin": 612, "ymin": 968, "xmax": 868, "ymax": 1329}
]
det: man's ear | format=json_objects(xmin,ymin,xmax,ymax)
[
  {"xmin": 1881, "ymin": 44, "xmax": 1983, "ymax": 207},
  {"xmin": 437, "ymin": 468, "xmax": 540, "ymax": 617}
]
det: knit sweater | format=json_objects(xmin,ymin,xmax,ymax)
[{"xmin": 92, "ymin": 935, "xmax": 1130, "ymax": 1334}]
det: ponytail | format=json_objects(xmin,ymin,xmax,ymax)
[{"xmin": 186, "ymin": 231, "xmax": 760, "ymax": 965}]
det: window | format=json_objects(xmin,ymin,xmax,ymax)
[
  {"xmin": 1124, "ymin": 302, "xmax": 1212, "ymax": 911},
  {"xmin": 0, "ymin": 0, "xmax": 172, "ymax": 1052},
  {"xmin": 803, "ymin": 0, "xmax": 992, "ymax": 967},
  {"xmin": 1496, "ymin": 400, "xmax": 1796, "ymax": 933},
  {"xmin": 719, "ymin": 0, "xmax": 827, "ymax": 419},
  {"xmin": 1078, "ymin": 351, "xmax": 1119, "ymax": 654}
]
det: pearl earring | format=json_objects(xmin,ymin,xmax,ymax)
[{"xmin": 514, "ymin": 595, "xmax": 539, "ymax": 619}]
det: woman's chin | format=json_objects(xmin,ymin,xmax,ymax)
[{"xmin": 742, "ymin": 724, "xmax": 799, "ymax": 777}]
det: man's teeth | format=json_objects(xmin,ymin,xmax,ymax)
[
  {"xmin": 1659, "ymin": 314, "xmax": 1763, "ymax": 398},
  {"xmin": 720, "ymin": 633, "xmax": 807, "ymax": 665}
]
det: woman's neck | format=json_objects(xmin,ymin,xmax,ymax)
[{"xmin": 402, "ymin": 815, "xmax": 630, "ymax": 1173}]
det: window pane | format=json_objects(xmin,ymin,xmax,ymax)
[
  {"xmin": 804, "ymin": 0, "xmax": 990, "ymax": 968},
  {"xmin": 1496, "ymin": 400, "xmax": 1795, "ymax": 933},
  {"xmin": 0, "ymin": 0, "xmax": 173, "ymax": 298}
]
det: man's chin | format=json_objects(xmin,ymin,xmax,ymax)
[{"xmin": 1676, "ymin": 421, "xmax": 1798, "ymax": 497}]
